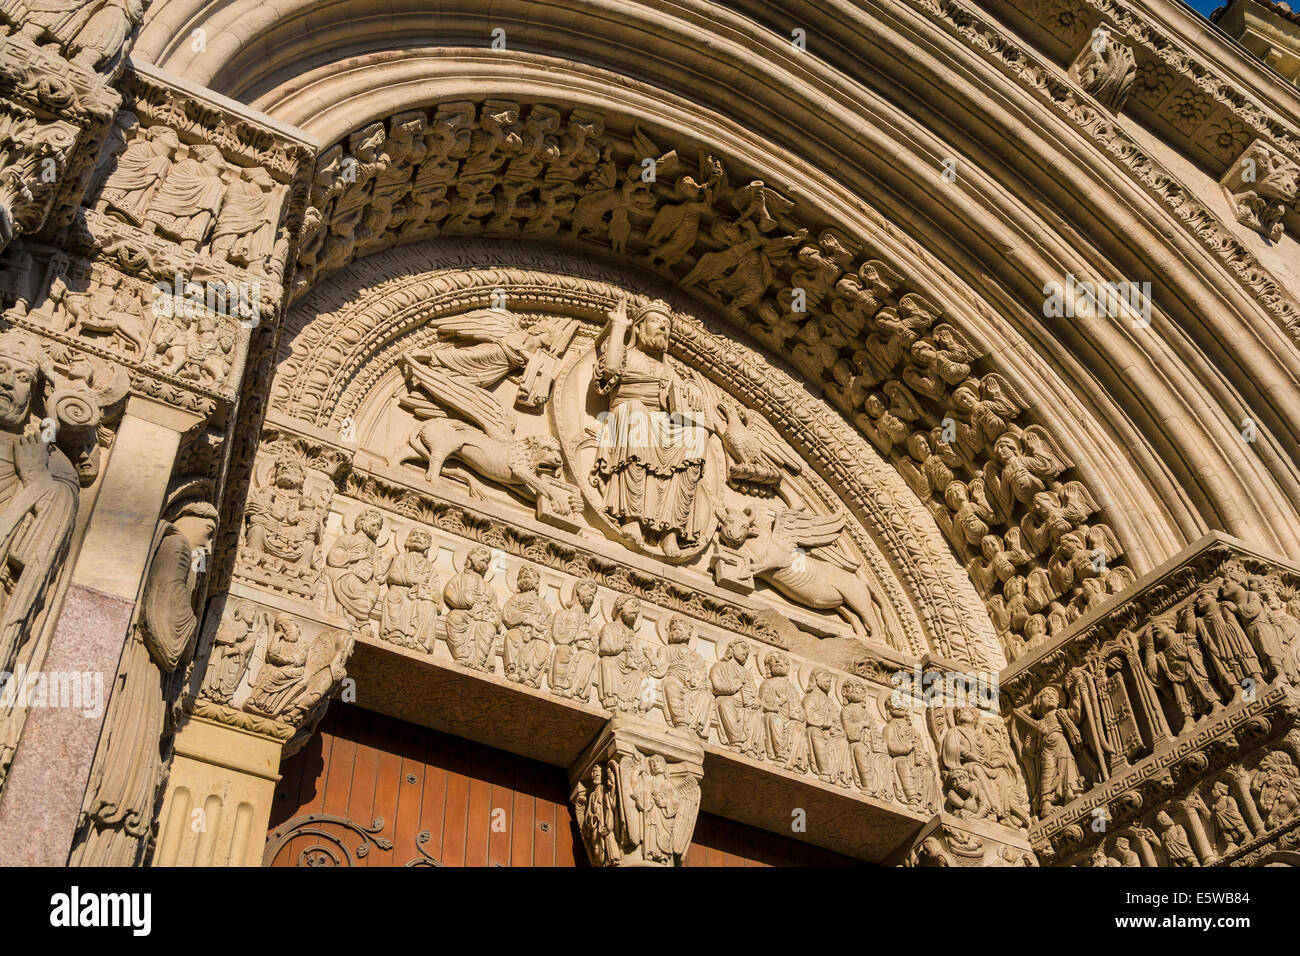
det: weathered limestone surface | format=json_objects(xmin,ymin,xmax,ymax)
[{"xmin": 0, "ymin": 0, "xmax": 1297, "ymax": 867}]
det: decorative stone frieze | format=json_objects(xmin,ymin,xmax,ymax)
[
  {"xmin": 0, "ymin": 26, "xmax": 125, "ymax": 258},
  {"xmin": 999, "ymin": 533, "xmax": 1300, "ymax": 865}
]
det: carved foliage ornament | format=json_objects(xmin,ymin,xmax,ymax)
[
  {"xmin": 1219, "ymin": 139, "xmax": 1299, "ymax": 243},
  {"xmin": 1068, "ymin": 27, "xmax": 1137, "ymax": 112},
  {"xmin": 0, "ymin": 7, "xmax": 133, "ymax": 256}
]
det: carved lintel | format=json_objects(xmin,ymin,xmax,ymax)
[
  {"xmin": 568, "ymin": 716, "xmax": 704, "ymax": 867},
  {"xmin": 1219, "ymin": 139, "xmax": 1299, "ymax": 242}
]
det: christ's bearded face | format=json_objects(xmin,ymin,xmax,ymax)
[
  {"xmin": 0, "ymin": 356, "xmax": 36, "ymax": 431},
  {"xmin": 636, "ymin": 312, "xmax": 671, "ymax": 352}
]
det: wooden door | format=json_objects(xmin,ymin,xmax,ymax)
[{"xmin": 267, "ymin": 702, "xmax": 860, "ymax": 867}]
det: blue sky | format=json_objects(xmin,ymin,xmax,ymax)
[{"xmin": 1185, "ymin": 0, "xmax": 1224, "ymax": 15}]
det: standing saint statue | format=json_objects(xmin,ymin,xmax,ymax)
[
  {"xmin": 71, "ymin": 501, "xmax": 218, "ymax": 866},
  {"xmin": 549, "ymin": 581, "xmax": 599, "ymax": 701},
  {"xmin": 442, "ymin": 546, "xmax": 500, "ymax": 670},
  {"xmin": 0, "ymin": 331, "xmax": 80, "ymax": 682},
  {"xmin": 592, "ymin": 297, "xmax": 711, "ymax": 557},
  {"xmin": 378, "ymin": 527, "xmax": 440, "ymax": 652}
]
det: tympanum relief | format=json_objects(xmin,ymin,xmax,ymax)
[{"xmin": 348, "ymin": 293, "xmax": 897, "ymax": 656}]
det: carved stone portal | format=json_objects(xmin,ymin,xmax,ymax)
[{"xmin": 569, "ymin": 716, "xmax": 704, "ymax": 867}]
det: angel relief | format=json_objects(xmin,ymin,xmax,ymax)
[{"xmin": 383, "ymin": 309, "xmax": 584, "ymax": 525}]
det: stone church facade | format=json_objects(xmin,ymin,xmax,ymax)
[{"xmin": 0, "ymin": 0, "xmax": 1296, "ymax": 868}]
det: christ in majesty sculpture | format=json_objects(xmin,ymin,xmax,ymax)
[{"xmin": 591, "ymin": 297, "xmax": 710, "ymax": 557}]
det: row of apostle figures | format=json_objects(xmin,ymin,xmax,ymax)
[{"xmin": 320, "ymin": 523, "xmax": 939, "ymax": 809}]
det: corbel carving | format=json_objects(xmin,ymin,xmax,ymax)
[
  {"xmin": 897, "ymin": 816, "xmax": 1037, "ymax": 868},
  {"xmin": 1219, "ymin": 139, "xmax": 1298, "ymax": 242},
  {"xmin": 1068, "ymin": 27, "xmax": 1137, "ymax": 112}
]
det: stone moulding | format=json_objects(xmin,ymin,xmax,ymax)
[
  {"xmin": 1064, "ymin": 0, "xmax": 1300, "ymax": 163},
  {"xmin": 911, "ymin": 0, "xmax": 1300, "ymax": 339},
  {"xmin": 345, "ymin": 632, "xmax": 943, "ymax": 863}
]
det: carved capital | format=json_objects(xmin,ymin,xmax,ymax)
[
  {"xmin": 568, "ymin": 716, "xmax": 704, "ymax": 867},
  {"xmin": 188, "ymin": 584, "xmax": 355, "ymax": 754},
  {"xmin": 896, "ymin": 814, "xmax": 1037, "ymax": 868}
]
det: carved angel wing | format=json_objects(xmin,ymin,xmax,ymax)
[
  {"xmin": 882, "ymin": 381, "xmax": 924, "ymax": 422},
  {"xmin": 728, "ymin": 180, "xmax": 794, "ymax": 230},
  {"xmin": 1055, "ymin": 480, "xmax": 1099, "ymax": 524},
  {"xmin": 926, "ymin": 704, "xmax": 955, "ymax": 767},
  {"xmin": 672, "ymin": 774, "xmax": 701, "ymax": 859},
  {"xmin": 615, "ymin": 754, "xmax": 641, "ymax": 847},
  {"xmin": 858, "ymin": 259, "xmax": 905, "ymax": 298},
  {"xmin": 427, "ymin": 308, "xmax": 523, "ymax": 345},
  {"xmin": 646, "ymin": 201, "xmax": 690, "ymax": 247},
  {"xmin": 1021, "ymin": 424, "xmax": 1073, "ymax": 475},
  {"xmin": 1085, "ymin": 523, "xmax": 1123, "ymax": 563},
  {"xmin": 980, "ymin": 372, "xmax": 1029, "ymax": 417},
  {"xmin": 716, "ymin": 401, "xmax": 803, "ymax": 476},
  {"xmin": 400, "ymin": 359, "xmax": 516, "ymax": 440},
  {"xmin": 758, "ymin": 228, "xmax": 806, "ymax": 262},
  {"xmin": 302, "ymin": 629, "xmax": 340, "ymax": 684},
  {"xmin": 772, "ymin": 508, "xmax": 847, "ymax": 550},
  {"xmin": 629, "ymin": 127, "xmax": 679, "ymax": 180}
]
